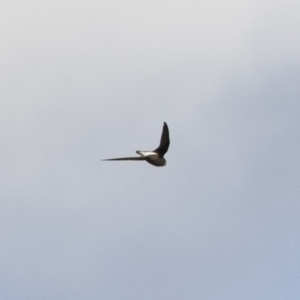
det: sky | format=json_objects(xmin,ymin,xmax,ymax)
[{"xmin": 1, "ymin": 1, "xmax": 300, "ymax": 299}]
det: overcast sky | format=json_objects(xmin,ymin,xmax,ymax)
[{"xmin": 1, "ymin": 1, "xmax": 300, "ymax": 299}]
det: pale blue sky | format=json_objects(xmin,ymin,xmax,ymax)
[{"xmin": 1, "ymin": 1, "xmax": 300, "ymax": 299}]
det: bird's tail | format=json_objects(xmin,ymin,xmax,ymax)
[{"xmin": 102, "ymin": 157, "xmax": 145, "ymax": 161}]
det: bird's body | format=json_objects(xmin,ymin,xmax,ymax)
[
  {"xmin": 136, "ymin": 151, "xmax": 166, "ymax": 167},
  {"xmin": 103, "ymin": 122, "xmax": 170, "ymax": 167}
]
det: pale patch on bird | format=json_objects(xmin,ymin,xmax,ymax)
[{"xmin": 136, "ymin": 151, "xmax": 157, "ymax": 157}]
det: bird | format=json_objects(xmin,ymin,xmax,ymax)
[{"xmin": 102, "ymin": 122, "xmax": 170, "ymax": 167}]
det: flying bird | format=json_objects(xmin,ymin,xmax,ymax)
[{"xmin": 103, "ymin": 122, "xmax": 170, "ymax": 167}]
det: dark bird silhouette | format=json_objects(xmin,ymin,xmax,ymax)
[{"xmin": 102, "ymin": 122, "xmax": 170, "ymax": 167}]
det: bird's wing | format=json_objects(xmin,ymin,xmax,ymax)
[
  {"xmin": 102, "ymin": 157, "xmax": 145, "ymax": 161},
  {"xmin": 154, "ymin": 122, "xmax": 170, "ymax": 156}
]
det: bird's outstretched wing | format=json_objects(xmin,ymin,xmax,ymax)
[
  {"xmin": 102, "ymin": 157, "xmax": 145, "ymax": 161},
  {"xmin": 154, "ymin": 122, "xmax": 170, "ymax": 156}
]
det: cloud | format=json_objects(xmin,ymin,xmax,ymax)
[{"xmin": 1, "ymin": 1, "xmax": 300, "ymax": 299}]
